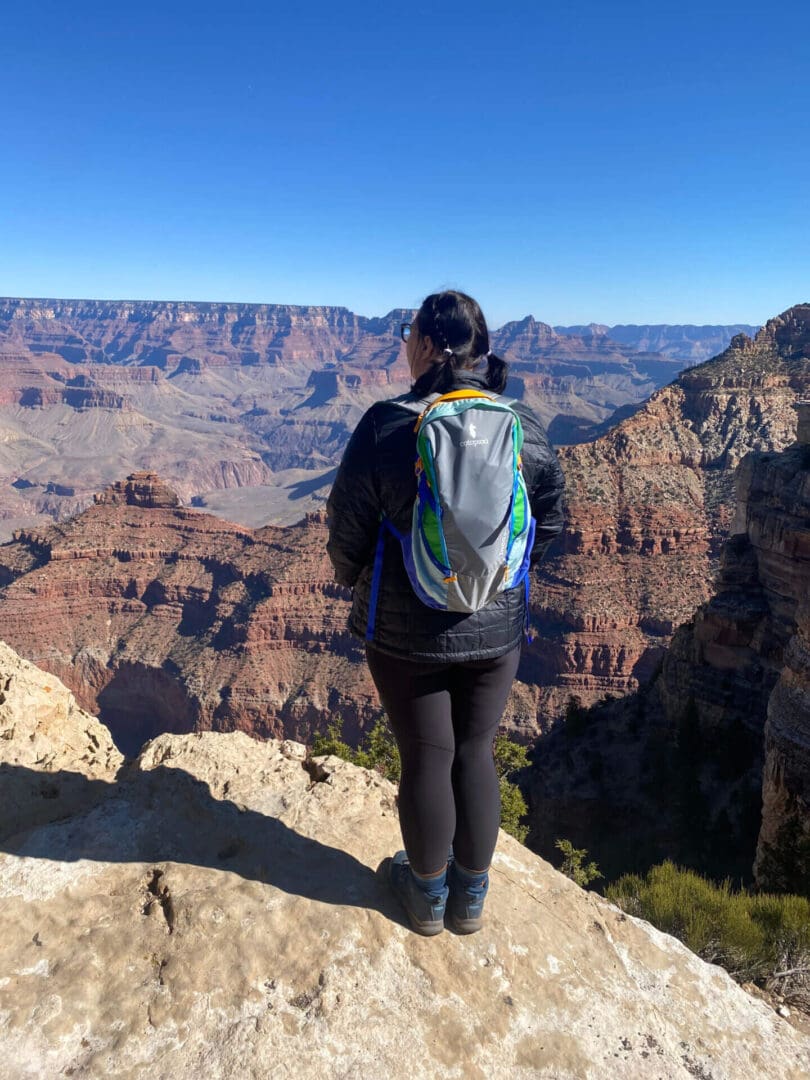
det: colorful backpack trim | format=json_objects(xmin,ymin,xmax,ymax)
[{"xmin": 366, "ymin": 389, "xmax": 535, "ymax": 640}]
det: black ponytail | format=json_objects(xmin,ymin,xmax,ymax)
[
  {"xmin": 413, "ymin": 290, "xmax": 508, "ymax": 394},
  {"xmin": 485, "ymin": 353, "xmax": 508, "ymax": 393}
]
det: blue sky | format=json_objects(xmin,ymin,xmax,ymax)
[{"xmin": 1, "ymin": 1, "xmax": 808, "ymax": 326}]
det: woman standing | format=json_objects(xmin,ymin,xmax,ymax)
[{"xmin": 326, "ymin": 290, "xmax": 565, "ymax": 935}]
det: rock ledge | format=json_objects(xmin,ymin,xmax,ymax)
[{"xmin": 1, "ymin": 641, "xmax": 808, "ymax": 1079}]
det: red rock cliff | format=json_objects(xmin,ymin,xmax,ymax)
[
  {"xmin": 527, "ymin": 305, "xmax": 810, "ymax": 726},
  {"xmin": 525, "ymin": 401, "xmax": 810, "ymax": 889},
  {"xmin": 0, "ymin": 296, "xmax": 697, "ymax": 536},
  {"xmin": 0, "ymin": 488, "xmax": 379, "ymax": 754}
]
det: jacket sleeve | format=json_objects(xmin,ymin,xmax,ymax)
[
  {"xmin": 326, "ymin": 407, "xmax": 381, "ymax": 587},
  {"xmin": 515, "ymin": 404, "xmax": 566, "ymax": 566}
]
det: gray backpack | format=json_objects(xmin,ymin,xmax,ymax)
[{"xmin": 366, "ymin": 389, "xmax": 536, "ymax": 638}]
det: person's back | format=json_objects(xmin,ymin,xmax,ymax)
[{"xmin": 327, "ymin": 290, "xmax": 565, "ymax": 935}]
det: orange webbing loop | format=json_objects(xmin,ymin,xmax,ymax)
[{"xmin": 433, "ymin": 390, "xmax": 494, "ymax": 402}]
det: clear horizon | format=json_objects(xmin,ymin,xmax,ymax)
[
  {"xmin": 0, "ymin": 291, "xmax": 773, "ymax": 331},
  {"xmin": 2, "ymin": 1, "xmax": 808, "ymax": 328}
]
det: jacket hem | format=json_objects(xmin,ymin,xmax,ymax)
[{"xmin": 354, "ymin": 626, "xmax": 524, "ymax": 664}]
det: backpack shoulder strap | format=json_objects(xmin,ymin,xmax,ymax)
[{"xmin": 392, "ymin": 389, "xmax": 519, "ymax": 432}]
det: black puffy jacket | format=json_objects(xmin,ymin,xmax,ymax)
[{"xmin": 326, "ymin": 369, "xmax": 566, "ymax": 661}]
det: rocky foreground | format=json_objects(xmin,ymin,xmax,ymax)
[{"xmin": 1, "ymin": 642, "xmax": 809, "ymax": 1079}]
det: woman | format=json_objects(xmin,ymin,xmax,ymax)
[{"xmin": 326, "ymin": 290, "xmax": 565, "ymax": 936}]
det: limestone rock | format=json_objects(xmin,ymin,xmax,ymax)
[
  {"xmin": 0, "ymin": 645, "xmax": 808, "ymax": 1078},
  {"xmin": 0, "ymin": 639, "xmax": 123, "ymax": 841}
]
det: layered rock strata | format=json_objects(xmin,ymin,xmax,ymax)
[
  {"xmin": 1, "ymin": 304, "xmax": 808, "ymax": 744},
  {"xmin": 0, "ymin": 475, "xmax": 379, "ymax": 753},
  {"xmin": 525, "ymin": 402, "xmax": 810, "ymax": 889},
  {"xmin": 527, "ymin": 306, "xmax": 810, "ymax": 722},
  {"xmin": 752, "ymin": 402, "xmax": 810, "ymax": 890},
  {"xmin": 0, "ymin": 296, "xmax": 694, "ymax": 537},
  {"xmin": 1, "ymin": 641, "xmax": 808, "ymax": 1079},
  {"xmin": 0, "ymin": 471, "xmax": 555, "ymax": 751},
  {"xmin": 556, "ymin": 322, "xmax": 760, "ymax": 365},
  {"xmin": 94, "ymin": 470, "xmax": 180, "ymax": 508}
]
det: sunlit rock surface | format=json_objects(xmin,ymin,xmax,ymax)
[{"xmin": 1, "ymin": 641, "xmax": 808, "ymax": 1079}]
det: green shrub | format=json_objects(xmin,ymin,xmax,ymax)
[
  {"xmin": 311, "ymin": 716, "xmax": 400, "ymax": 782},
  {"xmin": 606, "ymin": 861, "xmax": 810, "ymax": 1006},
  {"xmin": 310, "ymin": 719, "xmax": 357, "ymax": 763},
  {"xmin": 360, "ymin": 718, "xmax": 401, "ymax": 782},
  {"xmin": 494, "ymin": 734, "xmax": 530, "ymax": 842},
  {"xmin": 500, "ymin": 776, "xmax": 529, "ymax": 843},
  {"xmin": 554, "ymin": 838, "xmax": 603, "ymax": 887},
  {"xmin": 493, "ymin": 734, "xmax": 529, "ymax": 778}
]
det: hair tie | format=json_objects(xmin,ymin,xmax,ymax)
[
  {"xmin": 485, "ymin": 350, "xmax": 492, "ymax": 358},
  {"xmin": 443, "ymin": 347, "xmax": 454, "ymax": 357}
]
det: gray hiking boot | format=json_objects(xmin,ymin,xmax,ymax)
[{"xmin": 388, "ymin": 850, "xmax": 448, "ymax": 936}]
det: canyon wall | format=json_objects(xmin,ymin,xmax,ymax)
[
  {"xmin": 525, "ymin": 401, "xmax": 810, "ymax": 890},
  {"xmin": 0, "ymin": 469, "xmax": 546, "ymax": 753},
  {"xmin": 0, "ymin": 304, "xmax": 807, "ymax": 760},
  {"xmin": 0, "ymin": 474, "xmax": 379, "ymax": 754},
  {"xmin": 527, "ymin": 307, "xmax": 810, "ymax": 724},
  {"xmin": 0, "ymin": 296, "xmax": 715, "ymax": 538},
  {"xmin": 557, "ymin": 322, "xmax": 761, "ymax": 365},
  {"xmin": 0, "ymin": 307, "xmax": 808, "ymax": 757}
]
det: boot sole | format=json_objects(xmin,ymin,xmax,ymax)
[
  {"xmin": 406, "ymin": 914, "xmax": 446, "ymax": 936},
  {"xmin": 447, "ymin": 913, "xmax": 483, "ymax": 934}
]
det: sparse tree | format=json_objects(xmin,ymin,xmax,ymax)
[{"xmin": 554, "ymin": 838, "xmax": 603, "ymax": 887}]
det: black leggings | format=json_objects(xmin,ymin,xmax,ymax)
[{"xmin": 365, "ymin": 644, "xmax": 521, "ymax": 876}]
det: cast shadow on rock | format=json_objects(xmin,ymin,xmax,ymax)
[{"xmin": 0, "ymin": 762, "xmax": 397, "ymax": 919}]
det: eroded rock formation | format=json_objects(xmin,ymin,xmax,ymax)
[
  {"xmin": 525, "ymin": 402, "xmax": 810, "ymax": 890},
  {"xmin": 528, "ymin": 306, "xmax": 810, "ymax": 721},
  {"xmin": 557, "ymin": 322, "xmax": 761, "ymax": 365},
  {"xmin": 0, "ymin": 296, "xmax": 721, "ymax": 537},
  {"xmin": 0, "ymin": 488, "xmax": 378, "ymax": 753},
  {"xmin": 0, "ymin": 471, "xmax": 556, "ymax": 751},
  {"xmin": 1, "ymin": 304, "xmax": 808, "ymax": 748},
  {"xmin": 94, "ymin": 471, "xmax": 180, "ymax": 509},
  {"xmin": 748, "ymin": 406, "xmax": 810, "ymax": 890},
  {"xmin": 1, "ymin": 641, "xmax": 808, "ymax": 1078}
]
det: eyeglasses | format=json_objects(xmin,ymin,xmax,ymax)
[{"xmin": 400, "ymin": 322, "xmax": 412, "ymax": 342}]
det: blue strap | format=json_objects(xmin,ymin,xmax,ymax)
[
  {"xmin": 365, "ymin": 519, "xmax": 388, "ymax": 642},
  {"xmin": 524, "ymin": 575, "xmax": 536, "ymax": 644}
]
